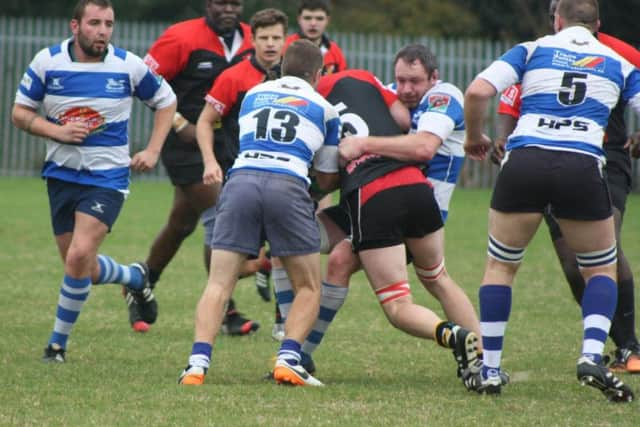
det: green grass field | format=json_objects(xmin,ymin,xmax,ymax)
[{"xmin": 1, "ymin": 177, "xmax": 639, "ymax": 426}]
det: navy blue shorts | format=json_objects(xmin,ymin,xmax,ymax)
[{"xmin": 47, "ymin": 178, "xmax": 125, "ymax": 235}]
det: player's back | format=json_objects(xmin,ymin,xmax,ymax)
[
  {"xmin": 231, "ymin": 75, "xmax": 340, "ymax": 180},
  {"xmin": 502, "ymin": 27, "xmax": 638, "ymax": 158}
]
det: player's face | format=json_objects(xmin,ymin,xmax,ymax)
[
  {"xmin": 253, "ymin": 24, "xmax": 285, "ymax": 68},
  {"xmin": 206, "ymin": 0, "xmax": 243, "ymax": 33},
  {"xmin": 394, "ymin": 58, "xmax": 435, "ymax": 109},
  {"xmin": 298, "ymin": 9, "xmax": 329, "ymax": 43},
  {"xmin": 70, "ymin": 5, "xmax": 114, "ymax": 60}
]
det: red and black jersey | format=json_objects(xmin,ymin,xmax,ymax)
[
  {"xmin": 317, "ymin": 69, "xmax": 417, "ymax": 196},
  {"xmin": 144, "ymin": 18, "xmax": 254, "ymax": 168},
  {"xmin": 145, "ymin": 18, "xmax": 254, "ymax": 122},
  {"xmin": 285, "ymin": 33, "xmax": 347, "ymax": 75},
  {"xmin": 204, "ymin": 56, "xmax": 281, "ymax": 173}
]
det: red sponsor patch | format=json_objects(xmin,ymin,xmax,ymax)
[
  {"xmin": 428, "ymin": 94, "xmax": 451, "ymax": 112},
  {"xmin": 58, "ymin": 107, "xmax": 106, "ymax": 134}
]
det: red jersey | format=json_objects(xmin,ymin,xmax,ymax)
[
  {"xmin": 204, "ymin": 57, "xmax": 280, "ymax": 172},
  {"xmin": 284, "ymin": 33, "xmax": 347, "ymax": 75},
  {"xmin": 143, "ymin": 18, "xmax": 254, "ymax": 168}
]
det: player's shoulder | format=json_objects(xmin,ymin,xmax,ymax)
[{"xmin": 425, "ymin": 81, "xmax": 464, "ymax": 103}]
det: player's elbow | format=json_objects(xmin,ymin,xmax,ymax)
[{"xmin": 315, "ymin": 172, "xmax": 340, "ymax": 193}]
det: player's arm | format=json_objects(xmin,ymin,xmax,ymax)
[
  {"xmin": 11, "ymin": 103, "xmax": 89, "ymax": 144},
  {"xmin": 195, "ymin": 103, "xmax": 223, "ymax": 185},
  {"xmin": 389, "ymin": 100, "xmax": 411, "ymax": 132},
  {"xmin": 464, "ymin": 78, "xmax": 497, "ymax": 160},
  {"xmin": 493, "ymin": 113, "xmax": 517, "ymax": 164},
  {"xmin": 339, "ymin": 131, "xmax": 441, "ymax": 163},
  {"xmin": 131, "ymin": 99, "xmax": 177, "ymax": 172}
]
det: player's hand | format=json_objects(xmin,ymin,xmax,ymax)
[
  {"xmin": 56, "ymin": 121, "xmax": 90, "ymax": 144},
  {"xmin": 339, "ymin": 136, "xmax": 365, "ymax": 163},
  {"xmin": 490, "ymin": 138, "xmax": 507, "ymax": 165},
  {"xmin": 464, "ymin": 134, "xmax": 492, "ymax": 161},
  {"xmin": 626, "ymin": 131, "xmax": 640, "ymax": 158},
  {"xmin": 202, "ymin": 160, "xmax": 223, "ymax": 185},
  {"xmin": 131, "ymin": 149, "xmax": 160, "ymax": 172}
]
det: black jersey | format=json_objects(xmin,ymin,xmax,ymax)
[{"xmin": 317, "ymin": 69, "xmax": 412, "ymax": 196}]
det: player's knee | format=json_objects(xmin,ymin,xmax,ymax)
[
  {"xmin": 168, "ymin": 216, "xmax": 198, "ymax": 239},
  {"xmin": 375, "ymin": 281, "xmax": 411, "ymax": 323},
  {"xmin": 414, "ymin": 258, "xmax": 446, "ymax": 286},
  {"xmin": 327, "ymin": 245, "xmax": 359, "ymax": 278},
  {"xmin": 488, "ymin": 234, "xmax": 525, "ymax": 264},
  {"xmin": 576, "ymin": 243, "xmax": 617, "ymax": 279}
]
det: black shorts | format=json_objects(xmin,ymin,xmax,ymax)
[
  {"xmin": 346, "ymin": 182, "xmax": 443, "ymax": 252},
  {"xmin": 604, "ymin": 147, "xmax": 631, "ymax": 215},
  {"xmin": 545, "ymin": 147, "xmax": 630, "ymax": 241},
  {"xmin": 492, "ymin": 147, "xmax": 612, "ymax": 221},
  {"xmin": 320, "ymin": 203, "xmax": 351, "ymax": 236},
  {"xmin": 163, "ymin": 162, "xmax": 205, "ymax": 186}
]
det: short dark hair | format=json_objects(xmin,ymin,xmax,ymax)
[
  {"xmin": 557, "ymin": 0, "xmax": 599, "ymax": 29},
  {"xmin": 394, "ymin": 44, "xmax": 438, "ymax": 76},
  {"xmin": 298, "ymin": 0, "xmax": 331, "ymax": 15},
  {"xmin": 250, "ymin": 8, "xmax": 288, "ymax": 36},
  {"xmin": 73, "ymin": 0, "xmax": 112, "ymax": 22},
  {"xmin": 282, "ymin": 39, "xmax": 323, "ymax": 81}
]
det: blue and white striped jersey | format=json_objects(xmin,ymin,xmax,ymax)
[
  {"xmin": 477, "ymin": 26, "xmax": 640, "ymax": 162},
  {"xmin": 388, "ymin": 80, "xmax": 466, "ymax": 221},
  {"xmin": 15, "ymin": 38, "xmax": 176, "ymax": 192},
  {"xmin": 231, "ymin": 76, "xmax": 341, "ymax": 183}
]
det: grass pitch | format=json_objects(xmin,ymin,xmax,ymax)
[{"xmin": 1, "ymin": 177, "xmax": 639, "ymax": 426}]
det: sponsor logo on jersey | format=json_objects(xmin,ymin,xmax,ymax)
[
  {"xmin": 105, "ymin": 78, "xmax": 127, "ymax": 93},
  {"xmin": 205, "ymin": 94, "xmax": 226, "ymax": 114},
  {"xmin": 47, "ymin": 77, "xmax": 64, "ymax": 91},
  {"xmin": 57, "ymin": 106, "xmax": 106, "ymax": 135},
  {"xmin": 427, "ymin": 94, "xmax": 451, "ymax": 113},
  {"xmin": 197, "ymin": 61, "xmax": 213, "ymax": 70},
  {"xmin": 275, "ymin": 96, "xmax": 309, "ymax": 107},
  {"xmin": 571, "ymin": 56, "xmax": 605, "ymax": 69},
  {"xmin": 552, "ymin": 50, "xmax": 606, "ymax": 72},
  {"xmin": 20, "ymin": 73, "xmax": 33, "ymax": 91},
  {"xmin": 143, "ymin": 54, "xmax": 159, "ymax": 72},
  {"xmin": 500, "ymin": 86, "xmax": 519, "ymax": 106}
]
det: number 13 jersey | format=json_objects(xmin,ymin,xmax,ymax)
[{"xmin": 230, "ymin": 75, "xmax": 341, "ymax": 183}]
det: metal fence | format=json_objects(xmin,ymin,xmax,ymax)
[{"xmin": 1, "ymin": 16, "xmax": 638, "ymax": 188}]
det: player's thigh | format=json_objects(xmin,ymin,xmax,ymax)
[
  {"xmin": 263, "ymin": 173, "xmax": 320, "ymax": 257},
  {"xmin": 555, "ymin": 216, "xmax": 615, "ymax": 254},
  {"xmin": 359, "ymin": 244, "xmax": 409, "ymax": 291},
  {"xmin": 280, "ymin": 253, "xmax": 322, "ymax": 291},
  {"xmin": 210, "ymin": 173, "xmax": 263, "ymax": 257},
  {"xmin": 405, "ymin": 227, "xmax": 445, "ymax": 270},
  {"xmin": 180, "ymin": 180, "xmax": 221, "ymax": 213},
  {"xmin": 488, "ymin": 209, "xmax": 542, "ymax": 248},
  {"xmin": 209, "ymin": 249, "xmax": 247, "ymax": 288}
]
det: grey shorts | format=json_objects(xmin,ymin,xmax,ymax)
[{"xmin": 211, "ymin": 170, "xmax": 320, "ymax": 257}]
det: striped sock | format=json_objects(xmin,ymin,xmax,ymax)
[
  {"xmin": 581, "ymin": 275, "xmax": 617, "ymax": 363},
  {"xmin": 479, "ymin": 284, "xmax": 512, "ymax": 380},
  {"xmin": 96, "ymin": 254, "xmax": 144, "ymax": 289},
  {"xmin": 188, "ymin": 342, "xmax": 212, "ymax": 370},
  {"xmin": 48, "ymin": 275, "xmax": 92, "ymax": 349},
  {"xmin": 278, "ymin": 339, "xmax": 302, "ymax": 365},
  {"xmin": 273, "ymin": 267, "xmax": 294, "ymax": 321},
  {"xmin": 301, "ymin": 282, "xmax": 348, "ymax": 356}
]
